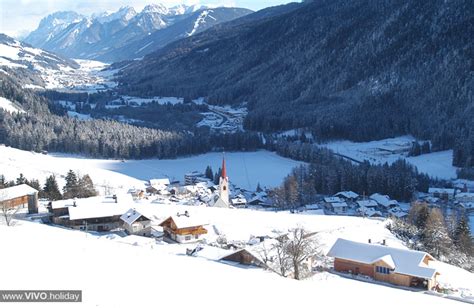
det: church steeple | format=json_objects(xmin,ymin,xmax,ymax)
[{"xmin": 221, "ymin": 155, "xmax": 227, "ymax": 179}]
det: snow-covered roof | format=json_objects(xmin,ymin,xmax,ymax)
[
  {"xmin": 370, "ymin": 193, "xmax": 398, "ymax": 208},
  {"xmin": 324, "ymin": 197, "xmax": 343, "ymax": 203},
  {"xmin": 335, "ymin": 191, "xmax": 359, "ymax": 199},
  {"xmin": 231, "ymin": 197, "xmax": 247, "ymax": 205},
  {"xmin": 304, "ymin": 204, "xmax": 320, "ymax": 210},
  {"xmin": 68, "ymin": 203, "xmax": 129, "ymax": 220},
  {"xmin": 120, "ymin": 208, "xmax": 151, "ymax": 225},
  {"xmin": 160, "ymin": 213, "xmax": 208, "ymax": 229},
  {"xmin": 358, "ymin": 206, "xmax": 382, "ymax": 217},
  {"xmin": 356, "ymin": 200, "xmax": 378, "ymax": 208},
  {"xmin": 328, "ymin": 238, "xmax": 438, "ymax": 279},
  {"xmin": 0, "ymin": 184, "xmax": 38, "ymax": 202},
  {"xmin": 332, "ymin": 202, "xmax": 348, "ymax": 208},
  {"xmin": 428, "ymin": 188, "xmax": 455, "ymax": 194}
]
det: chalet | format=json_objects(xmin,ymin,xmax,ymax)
[
  {"xmin": 331, "ymin": 202, "xmax": 348, "ymax": 214},
  {"xmin": 67, "ymin": 204, "xmax": 127, "ymax": 232},
  {"xmin": 0, "ymin": 184, "xmax": 39, "ymax": 214},
  {"xmin": 159, "ymin": 211, "xmax": 208, "ymax": 243},
  {"xmin": 428, "ymin": 188, "xmax": 455, "ymax": 201},
  {"xmin": 120, "ymin": 208, "xmax": 152, "ymax": 236},
  {"xmin": 334, "ymin": 191, "xmax": 359, "ymax": 202},
  {"xmin": 328, "ymin": 238, "xmax": 440, "ymax": 290},
  {"xmin": 370, "ymin": 193, "xmax": 398, "ymax": 210}
]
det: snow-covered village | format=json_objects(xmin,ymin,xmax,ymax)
[{"xmin": 1, "ymin": 0, "xmax": 474, "ymax": 307}]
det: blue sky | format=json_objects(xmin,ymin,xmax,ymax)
[{"xmin": 0, "ymin": 0, "xmax": 297, "ymax": 38}]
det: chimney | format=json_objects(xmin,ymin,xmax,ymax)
[{"xmin": 368, "ymin": 239, "xmax": 371, "ymax": 244}]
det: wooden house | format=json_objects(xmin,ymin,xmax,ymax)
[
  {"xmin": 120, "ymin": 208, "xmax": 152, "ymax": 236},
  {"xmin": 0, "ymin": 184, "xmax": 39, "ymax": 214},
  {"xmin": 328, "ymin": 238, "xmax": 440, "ymax": 290},
  {"xmin": 159, "ymin": 211, "xmax": 208, "ymax": 243}
]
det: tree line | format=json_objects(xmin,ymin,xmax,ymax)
[
  {"xmin": 268, "ymin": 140, "xmax": 434, "ymax": 205},
  {"xmin": 0, "ymin": 170, "xmax": 97, "ymax": 201},
  {"xmin": 388, "ymin": 202, "xmax": 473, "ymax": 271}
]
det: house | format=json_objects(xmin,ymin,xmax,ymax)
[
  {"xmin": 358, "ymin": 206, "xmax": 382, "ymax": 218},
  {"xmin": 356, "ymin": 200, "xmax": 378, "ymax": 209},
  {"xmin": 220, "ymin": 248, "xmax": 269, "ymax": 269},
  {"xmin": 331, "ymin": 202, "xmax": 348, "ymax": 214},
  {"xmin": 149, "ymin": 178, "xmax": 170, "ymax": 190},
  {"xmin": 67, "ymin": 204, "xmax": 128, "ymax": 232},
  {"xmin": 334, "ymin": 191, "xmax": 359, "ymax": 201},
  {"xmin": 428, "ymin": 188, "xmax": 455, "ymax": 201},
  {"xmin": 184, "ymin": 171, "xmax": 205, "ymax": 185},
  {"xmin": 328, "ymin": 238, "xmax": 440, "ymax": 290},
  {"xmin": 0, "ymin": 184, "xmax": 39, "ymax": 214},
  {"xmin": 370, "ymin": 193, "xmax": 398, "ymax": 210},
  {"xmin": 231, "ymin": 195, "xmax": 247, "ymax": 207},
  {"xmin": 324, "ymin": 197, "xmax": 343, "ymax": 211},
  {"xmin": 159, "ymin": 211, "xmax": 208, "ymax": 243},
  {"xmin": 120, "ymin": 208, "xmax": 152, "ymax": 236}
]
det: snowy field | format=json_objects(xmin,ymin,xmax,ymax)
[
  {"xmin": 0, "ymin": 203, "xmax": 472, "ymax": 308},
  {"xmin": 320, "ymin": 136, "xmax": 457, "ymax": 179},
  {"xmin": 0, "ymin": 96, "xmax": 25, "ymax": 113},
  {"xmin": 0, "ymin": 146, "xmax": 303, "ymax": 192}
]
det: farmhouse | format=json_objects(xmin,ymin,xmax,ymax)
[
  {"xmin": 335, "ymin": 191, "xmax": 359, "ymax": 201},
  {"xmin": 331, "ymin": 202, "xmax": 348, "ymax": 214},
  {"xmin": 159, "ymin": 211, "xmax": 208, "ymax": 243},
  {"xmin": 120, "ymin": 208, "xmax": 152, "ymax": 236},
  {"xmin": 328, "ymin": 238, "xmax": 440, "ymax": 290},
  {"xmin": 0, "ymin": 184, "xmax": 39, "ymax": 214}
]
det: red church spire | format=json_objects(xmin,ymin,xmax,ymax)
[{"xmin": 221, "ymin": 155, "xmax": 227, "ymax": 179}]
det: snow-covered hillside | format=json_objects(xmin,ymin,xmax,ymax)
[
  {"xmin": 0, "ymin": 146, "xmax": 302, "ymax": 192},
  {"xmin": 0, "ymin": 97, "xmax": 25, "ymax": 113},
  {"xmin": 0, "ymin": 204, "xmax": 472, "ymax": 308},
  {"xmin": 319, "ymin": 136, "xmax": 457, "ymax": 179}
]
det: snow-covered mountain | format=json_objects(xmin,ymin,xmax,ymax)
[
  {"xmin": 23, "ymin": 4, "xmax": 252, "ymax": 62},
  {"xmin": 100, "ymin": 7, "xmax": 254, "ymax": 62},
  {"xmin": 0, "ymin": 33, "xmax": 78, "ymax": 72}
]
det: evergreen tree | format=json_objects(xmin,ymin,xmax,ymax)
[
  {"xmin": 453, "ymin": 214, "xmax": 473, "ymax": 255},
  {"xmin": 205, "ymin": 165, "xmax": 213, "ymax": 180},
  {"xmin": 63, "ymin": 170, "xmax": 79, "ymax": 199},
  {"xmin": 42, "ymin": 175, "xmax": 62, "ymax": 200},
  {"xmin": 0, "ymin": 175, "xmax": 6, "ymax": 188},
  {"xmin": 77, "ymin": 174, "xmax": 97, "ymax": 198},
  {"xmin": 28, "ymin": 179, "xmax": 41, "ymax": 192},
  {"xmin": 16, "ymin": 173, "xmax": 27, "ymax": 185}
]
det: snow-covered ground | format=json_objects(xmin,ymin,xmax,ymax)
[
  {"xmin": 320, "ymin": 136, "xmax": 457, "ymax": 179},
  {"xmin": 0, "ymin": 203, "xmax": 472, "ymax": 308},
  {"xmin": 0, "ymin": 146, "xmax": 303, "ymax": 192},
  {"xmin": 0, "ymin": 96, "xmax": 25, "ymax": 113}
]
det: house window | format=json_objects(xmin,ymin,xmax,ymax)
[
  {"xmin": 185, "ymin": 235, "xmax": 191, "ymax": 241},
  {"xmin": 376, "ymin": 266, "xmax": 390, "ymax": 274}
]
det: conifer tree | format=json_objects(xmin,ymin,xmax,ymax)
[{"xmin": 42, "ymin": 175, "xmax": 62, "ymax": 200}]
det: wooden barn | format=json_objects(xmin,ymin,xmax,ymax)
[
  {"xmin": 159, "ymin": 211, "xmax": 208, "ymax": 243},
  {"xmin": 328, "ymin": 238, "xmax": 440, "ymax": 290},
  {"xmin": 220, "ymin": 248, "xmax": 269, "ymax": 269},
  {"xmin": 0, "ymin": 184, "xmax": 39, "ymax": 214}
]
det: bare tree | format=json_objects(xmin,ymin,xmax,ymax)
[
  {"xmin": 272, "ymin": 234, "xmax": 292, "ymax": 277},
  {"xmin": 285, "ymin": 227, "xmax": 320, "ymax": 280},
  {"xmin": 0, "ymin": 191, "xmax": 19, "ymax": 226}
]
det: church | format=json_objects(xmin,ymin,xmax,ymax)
[{"xmin": 210, "ymin": 156, "xmax": 230, "ymax": 208}]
